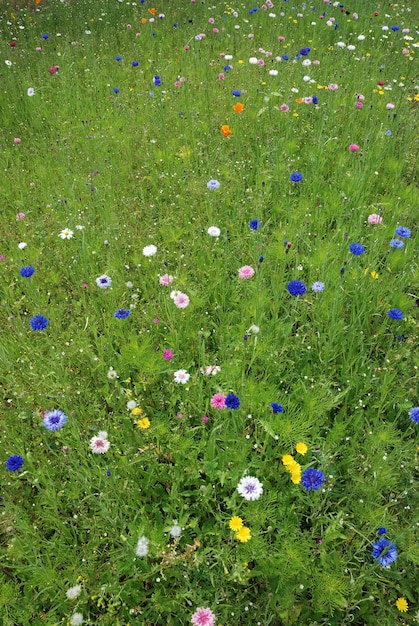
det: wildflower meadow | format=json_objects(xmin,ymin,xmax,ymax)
[{"xmin": 1, "ymin": 0, "xmax": 418, "ymax": 624}]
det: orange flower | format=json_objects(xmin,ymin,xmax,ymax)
[
  {"xmin": 295, "ymin": 97, "xmax": 303, "ymax": 104},
  {"xmin": 233, "ymin": 103, "xmax": 244, "ymax": 113},
  {"xmin": 141, "ymin": 17, "xmax": 147, "ymax": 24},
  {"xmin": 36, "ymin": 0, "xmax": 42, "ymax": 3},
  {"xmin": 221, "ymin": 125, "xmax": 232, "ymax": 137},
  {"xmin": 149, "ymin": 8, "xmax": 157, "ymax": 14}
]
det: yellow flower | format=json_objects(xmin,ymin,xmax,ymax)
[
  {"xmin": 371, "ymin": 271, "xmax": 379, "ymax": 279},
  {"xmin": 229, "ymin": 516, "xmax": 243, "ymax": 532},
  {"xmin": 235, "ymin": 526, "xmax": 251, "ymax": 543},
  {"xmin": 396, "ymin": 598, "xmax": 408, "ymax": 613},
  {"xmin": 282, "ymin": 454, "xmax": 294, "ymax": 466},
  {"xmin": 290, "ymin": 471, "xmax": 301, "ymax": 484},
  {"xmin": 131, "ymin": 407, "xmax": 143, "ymax": 416},
  {"xmin": 136, "ymin": 417, "xmax": 150, "ymax": 429},
  {"xmin": 287, "ymin": 460, "xmax": 301, "ymax": 474},
  {"xmin": 296, "ymin": 442, "xmax": 308, "ymax": 455}
]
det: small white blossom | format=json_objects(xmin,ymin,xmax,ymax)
[
  {"xmin": 135, "ymin": 535, "xmax": 149, "ymax": 557},
  {"xmin": 66, "ymin": 585, "xmax": 82, "ymax": 600}
]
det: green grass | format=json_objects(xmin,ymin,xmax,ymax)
[{"xmin": 0, "ymin": 0, "xmax": 418, "ymax": 624}]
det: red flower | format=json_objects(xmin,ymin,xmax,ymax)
[{"xmin": 10, "ymin": 42, "xmax": 16, "ymax": 47}]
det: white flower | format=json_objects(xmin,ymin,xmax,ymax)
[
  {"xmin": 249, "ymin": 57, "xmax": 258, "ymax": 64},
  {"xmin": 173, "ymin": 369, "xmax": 190, "ymax": 384},
  {"xmin": 170, "ymin": 290, "xmax": 180, "ymax": 300},
  {"xmin": 170, "ymin": 524, "xmax": 182, "ymax": 538},
  {"xmin": 237, "ymin": 476, "xmax": 263, "ymax": 501},
  {"xmin": 95, "ymin": 274, "xmax": 112, "ymax": 289},
  {"xmin": 66, "ymin": 585, "xmax": 82, "ymax": 600},
  {"xmin": 18, "ymin": 242, "xmax": 27, "ymax": 249},
  {"xmin": 126, "ymin": 400, "xmax": 137, "ymax": 410},
  {"xmin": 5, "ymin": 60, "xmax": 12, "ymax": 67},
  {"xmin": 59, "ymin": 228, "xmax": 73, "ymax": 239},
  {"xmin": 89, "ymin": 434, "xmax": 110, "ymax": 454},
  {"xmin": 249, "ymin": 325, "xmax": 260, "ymax": 334},
  {"xmin": 347, "ymin": 45, "xmax": 356, "ymax": 51},
  {"xmin": 71, "ymin": 614, "xmax": 83, "ymax": 626},
  {"xmin": 303, "ymin": 75, "xmax": 311, "ymax": 82},
  {"xmin": 224, "ymin": 54, "xmax": 233, "ymax": 60},
  {"xmin": 200, "ymin": 365, "xmax": 221, "ymax": 376},
  {"xmin": 302, "ymin": 59, "xmax": 311, "ymax": 66},
  {"xmin": 143, "ymin": 244, "xmax": 157, "ymax": 257},
  {"xmin": 336, "ymin": 41, "xmax": 346, "ymax": 48},
  {"xmin": 75, "ymin": 224, "xmax": 84, "ymax": 230},
  {"xmin": 358, "ymin": 35, "xmax": 365, "ymax": 41},
  {"xmin": 135, "ymin": 535, "xmax": 149, "ymax": 557},
  {"xmin": 27, "ymin": 88, "xmax": 35, "ymax": 96},
  {"xmin": 269, "ymin": 69, "xmax": 278, "ymax": 76},
  {"xmin": 207, "ymin": 226, "xmax": 220, "ymax": 237},
  {"xmin": 107, "ymin": 367, "xmax": 118, "ymax": 380},
  {"xmin": 126, "ymin": 281, "xmax": 133, "ymax": 288}
]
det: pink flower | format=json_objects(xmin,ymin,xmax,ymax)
[
  {"xmin": 213, "ymin": 28, "xmax": 219, "ymax": 34},
  {"xmin": 257, "ymin": 59, "xmax": 265, "ymax": 67},
  {"xmin": 348, "ymin": 144, "xmax": 359, "ymax": 152},
  {"xmin": 153, "ymin": 317, "xmax": 159, "ymax": 324},
  {"xmin": 159, "ymin": 274, "xmax": 174, "ymax": 286},
  {"xmin": 278, "ymin": 36, "xmax": 285, "ymax": 42},
  {"xmin": 328, "ymin": 83, "xmax": 339, "ymax": 91},
  {"xmin": 210, "ymin": 394, "xmax": 226, "ymax": 410},
  {"xmin": 368, "ymin": 214, "xmax": 383, "ymax": 225},
  {"xmin": 402, "ymin": 48, "xmax": 409, "ymax": 55},
  {"xmin": 238, "ymin": 265, "xmax": 255, "ymax": 279},
  {"xmin": 386, "ymin": 103, "xmax": 395, "ymax": 110},
  {"xmin": 191, "ymin": 607, "xmax": 216, "ymax": 626},
  {"xmin": 174, "ymin": 81, "xmax": 181, "ymax": 87},
  {"xmin": 48, "ymin": 65, "xmax": 59, "ymax": 74},
  {"xmin": 208, "ymin": 17, "xmax": 215, "ymax": 24},
  {"xmin": 280, "ymin": 104, "xmax": 289, "ymax": 112},
  {"xmin": 355, "ymin": 101, "xmax": 363, "ymax": 109},
  {"xmin": 184, "ymin": 45, "xmax": 190, "ymax": 50},
  {"xmin": 353, "ymin": 12, "xmax": 358, "ymax": 20},
  {"xmin": 312, "ymin": 60, "xmax": 320, "ymax": 66},
  {"xmin": 202, "ymin": 415, "xmax": 208, "ymax": 423},
  {"xmin": 35, "ymin": 46, "xmax": 42, "ymax": 51},
  {"xmin": 218, "ymin": 73, "xmax": 225, "ymax": 81},
  {"xmin": 90, "ymin": 432, "xmax": 110, "ymax": 454},
  {"xmin": 356, "ymin": 94, "xmax": 365, "ymax": 101},
  {"xmin": 174, "ymin": 292, "xmax": 190, "ymax": 309},
  {"xmin": 16, "ymin": 212, "xmax": 25, "ymax": 219},
  {"xmin": 163, "ymin": 349, "xmax": 175, "ymax": 360},
  {"xmin": 14, "ymin": 137, "xmax": 21, "ymax": 144}
]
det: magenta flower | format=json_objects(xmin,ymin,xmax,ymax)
[
  {"xmin": 191, "ymin": 607, "xmax": 216, "ymax": 626},
  {"xmin": 348, "ymin": 144, "xmax": 359, "ymax": 152},
  {"xmin": 163, "ymin": 349, "xmax": 174, "ymax": 360},
  {"xmin": 238, "ymin": 265, "xmax": 255, "ymax": 279},
  {"xmin": 210, "ymin": 393, "xmax": 226, "ymax": 409}
]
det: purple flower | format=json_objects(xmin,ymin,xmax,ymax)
[
  {"xmin": 43, "ymin": 409, "xmax": 68, "ymax": 432},
  {"xmin": 301, "ymin": 468, "xmax": 325, "ymax": 491},
  {"xmin": 237, "ymin": 476, "xmax": 263, "ymax": 500},
  {"xmin": 311, "ymin": 281, "xmax": 325, "ymax": 292},
  {"xmin": 287, "ymin": 280, "xmax": 306, "ymax": 296}
]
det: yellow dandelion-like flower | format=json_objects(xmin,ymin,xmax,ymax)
[
  {"xmin": 287, "ymin": 460, "xmax": 301, "ymax": 474},
  {"xmin": 235, "ymin": 526, "xmax": 251, "ymax": 543},
  {"xmin": 229, "ymin": 516, "xmax": 243, "ymax": 532},
  {"xmin": 396, "ymin": 598, "xmax": 408, "ymax": 613},
  {"xmin": 290, "ymin": 471, "xmax": 302, "ymax": 484},
  {"xmin": 282, "ymin": 454, "xmax": 294, "ymax": 466},
  {"xmin": 136, "ymin": 417, "xmax": 150, "ymax": 429},
  {"xmin": 296, "ymin": 442, "xmax": 308, "ymax": 455},
  {"xmin": 371, "ymin": 271, "xmax": 379, "ymax": 279},
  {"xmin": 131, "ymin": 407, "xmax": 143, "ymax": 416}
]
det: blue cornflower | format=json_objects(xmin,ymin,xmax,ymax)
[
  {"xmin": 395, "ymin": 226, "xmax": 411, "ymax": 238},
  {"xmin": 287, "ymin": 280, "xmax": 306, "ymax": 296},
  {"xmin": 249, "ymin": 219, "xmax": 261, "ymax": 230},
  {"xmin": 295, "ymin": 54, "xmax": 302, "ymax": 61},
  {"xmin": 113, "ymin": 88, "xmax": 120, "ymax": 94},
  {"xmin": 115, "ymin": 55, "xmax": 122, "ymax": 61},
  {"xmin": 300, "ymin": 47, "xmax": 311, "ymax": 55},
  {"xmin": 378, "ymin": 527, "xmax": 387, "ymax": 536},
  {"xmin": 223, "ymin": 65, "xmax": 232, "ymax": 72},
  {"xmin": 6, "ymin": 455, "xmax": 24, "ymax": 471},
  {"xmin": 207, "ymin": 179, "xmax": 220, "ymax": 190},
  {"xmin": 387, "ymin": 308, "xmax": 403, "ymax": 320},
  {"xmin": 289, "ymin": 171, "xmax": 303, "ymax": 183},
  {"xmin": 114, "ymin": 309, "xmax": 131, "ymax": 319},
  {"xmin": 385, "ymin": 130, "xmax": 392, "ymax": 136},
  {"xmin": 311, "ymin": 281, "xmax": 325, "ymax": 292},
  {"xmin": 281, "ymin": 54, "xmax": 289, "ymax": 61},
  {"xmin": 30, "ymin": 315, "xmax": 49, "ymax": 331},
  {"xmin": 232, "ymin": 90, "xmax": 241, "ymax": 97},
  {"xmin": 225, "ymin": 394, "xmax": 240, "ymax": 409},
  {"xmin": 390, "ymin": 239, "xmax": 404, "ymax": 249},
  {"xmin": 371, "ymin": 538, "xmax": 398, "ymax": 568},
  {"xmin": 391, "ymin": 25, "xmax": 400, "ymax": 31},
  {"xmin": 312, "ymin": 95, "xmax": 318, "ymax": 104},
  {"xmin": 43, "ymin": 409, "xmax": 68, "ymax": 432},
  {"xmin": 270, "ymin": 403, "xmax": 284, "ymax": 414},
  {"xmin": 153, "ymin": 75, "xmax": 162, "ymax": 86},
  {"xmin": 132, "ymin": 61, "xmax": 139, "ymax": 67},
  {"xmin": 301, "ymin": 468, "xmax": 325, "ymax": 491},
  {"xmin": 349, "ymin": 243, "xmax": 365, "ymax": 256},
  {"xmin": 106, "ymin": 469, "xmax": 111, "ymax": 476},
  {"xmin": 409, "ymin": 407, "xmax": 419, "ymax": 424},
  {"xmin": 259, "ymin": 256, "xmax": 264, "ymax": 263},
  {"xmin": 42, "ymin": 34, "xmax": 49, "ymax": 39},
  {"xmin": 20, "ymin": 266, "xmax": 35, "ymax": 278}
]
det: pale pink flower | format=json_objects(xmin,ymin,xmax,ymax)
[
  {"xmin": 218, "ymin": 73, "xmax": 225, "ymax": 81},
  {"xmin": 16, "ymin": 212, "xmax": 25, "ymax": 219},
  {"xmin": 386, "ymin": 103, "xmax": 395, "ymax": 110},
  {"xmin": 303, "ymin": 97, "xmax": 313, "ymax": 104},
  {"xmin": 257, "ymin": 59, "xmax": 265, "ymax": 67},
  {"xmin": 312, "ymin": 60, "xmax": 320, "ymax": 66},
  {"xmin": 368, "ymin": 214, "xmax": 383, "ymax": 225},
  {"xmin": 238, "ymin": 265, "xmax": 255, "ymax": 279},
  {"xmin": 200, "ymin": 365, "xmax": 221, "ymax": 376},
  {"xmin": 191, "ymin": 607, "xmax": 216, "ymax": 626},
  {"xmin": 173, "ymin": 369, "xmax": 190, "ymax": 384},
  {"xmin": 356, "ymin": 94, "xmax": 365, "ymax": 101},
  {"xmin": 159, "ymin": 274, "xmax": 174, "ymax": 286},
  {"xmin": 280, "ymin": 104, "xmax": 289, "ymax": 112},
  {"xmin": 328, "ymin": 83, "xmax": 339, "ymax": 91},
  {"xmin": 210, "ymin": 393, "xmax": 226, "ymax": 409},
  {"xmin": 174, "ymin": 292, "xmax": 190, "ymax": 309},
  {"xmin": 90, "ymin": 432, "xmax": 110, "ymax": 454}
]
